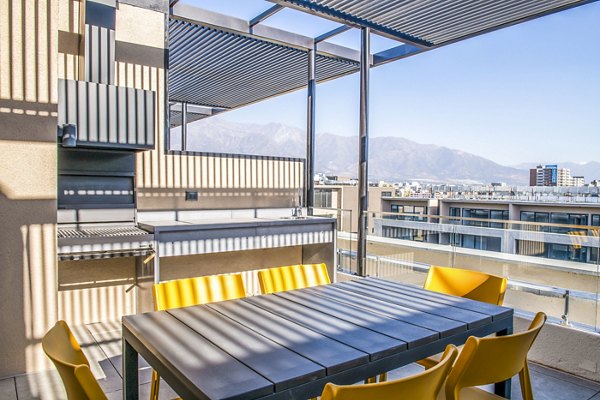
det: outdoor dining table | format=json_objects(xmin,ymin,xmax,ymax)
[{"xmin": 122, "ymin": 277, "xmax": 514, "ymax": 399}]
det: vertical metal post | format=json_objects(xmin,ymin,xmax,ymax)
[
  {"xmin": 357, "ymin": 27, "xmax": 370, "ymax": 277},
  {"xmin": 181, "ymin": 101, "xmax": 187, "ymax": 151},
  {"xmin": 306, "ymin": 47, "xmax": 316, "ymax": 214}
]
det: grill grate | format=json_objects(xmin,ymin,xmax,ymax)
[{"xmin": 57, "ymin": 226, "xmax": 149, "ymax": 239}]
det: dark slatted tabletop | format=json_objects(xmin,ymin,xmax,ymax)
[{"xmin": 122, "ymin": 277, "xmax": 513, "ymax": 400}]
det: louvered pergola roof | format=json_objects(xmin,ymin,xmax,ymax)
[
  {"xmin": 168, "ymin": 3, "xmax": 361, "ymax": 118},
  {"xmin": 168, "ymin": 0, "xmax": 595, "ymax": 119},
  {"xmin": 273, "ymin": 0, "xmax": 595, "ymax": 46},
  {"xmin": 169, "ymin": 18, "xmax": 358, "ymax": 109}
]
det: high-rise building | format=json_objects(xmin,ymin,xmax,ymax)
[{"xmin": 529, "ymin": 164, "xmax": 573, "ymax": 186}]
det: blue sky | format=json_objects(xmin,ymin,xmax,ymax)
[{"xmin": 183, "ymin": 1, "xmax": 600, "ymax": 166}]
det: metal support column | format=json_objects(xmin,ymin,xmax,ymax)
[
  {"xmin": 181, "ymin": 102, "xmax": 188, "ymax": 151},
  {"xmin": 306, "ymin": 47, "xmax": 316, "ymax": 214},
  {"xmin": 357, "ymin": 27, "xmax": 370, "ymax": 277}
]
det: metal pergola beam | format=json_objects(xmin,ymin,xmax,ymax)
[
  {"xmin": 169, "ymin": 103, "xmax": 222, "ymax": 116},
  {"xmin": 314, "ymin": 25, "xmax": 351, "ymax": 43},
  {"xmin": 372, "ymin": 44, "xmax": 424, "ymax": 67},
  {"xmin": 250, "ymin": 4, "xmax": 284, "ymax": 28}
]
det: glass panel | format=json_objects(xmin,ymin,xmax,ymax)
[{"xmin": 338, "ymin": 209, "xmax": 599, "ymax": 332}]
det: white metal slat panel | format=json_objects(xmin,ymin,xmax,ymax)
[
  {"xmin": 117, "ymin": 86, "xmax": 128, "ymax": 144},
  {"xmin": 77, "ymin": 80, "xmax": 88, "ymax": 142},
  {"xmin": 108, "ymin": 84, "xmax": 118, "ymax": 143},
  {"xmin": 57, "ymin": 79, "xmax": 154, "ymax": 149},
  {"xmin": 98, "ymin": 83, "xmax": 108, "ymax": 143},
  {"xmin": 127, "ymin": 87, "xmax": 136, "ymax": 145}
]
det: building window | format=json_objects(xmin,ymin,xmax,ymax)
[
  {"xmin": 449, "ymin": 207, "xmax": 461, "ymax": 224},
  {"xmin": 549, "ymin": 213, "xmax": 587, "ymax": 233},
  {"xmin": 390, "ymin": 204, "xmax": 426, "ymax": 221},
  {"xmin": 490, "ymin": 210, "xmax": 509, "ymax": 228},
  {"xmin": 520, "ymin": 211, "xmax": 550, "ymax": 232},
  {"xmin": 462, "ymin": 208, "xmax": 508, "ymax": 227},
  {"xmin": 381, "ymin": 191, "xmax": 392, "ymax": 197},
  {"xmin": 459, "ymin": 234, "xmax": 501, "ymax": 252},
  {"xmin": 314, "ymin": 189, "xmax": 332, "ymax": 208}
]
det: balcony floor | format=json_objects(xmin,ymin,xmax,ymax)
[{"xmin": 2, "ymin": 321, "xmax": 599, "ymax": 399}]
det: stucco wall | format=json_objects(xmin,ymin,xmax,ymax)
[{"xmin": 0, "ymin": 0, "xmax": 59, "ymax": 377}]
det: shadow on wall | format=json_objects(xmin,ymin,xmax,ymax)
[
  {"xmin": 0, "ymin": 0, "xmax": 61, "ymax": 378},
  {"xmin": 137, "ymin": 150, "xmax": 306, "ymax": 211},
  {"xmin": 99, "ymin": 3, "xmax": 307, "ymax": 211}
]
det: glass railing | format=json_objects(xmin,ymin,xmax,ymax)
[{"xmin": 332, "ymin": 209, "xmax": 600, "ymax": 332}]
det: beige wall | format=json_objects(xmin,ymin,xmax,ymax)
[
  {"xmin": 324, "ymin": 185, "xmax": 389, "ymax": 233},
  {"xmin": 0, "ymin": 0, "xmax": 59, "ymax": 377}
]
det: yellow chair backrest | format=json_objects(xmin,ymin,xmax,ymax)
[
  {"xmin": 424, "ymin": 265, "xmax": 507, "ymax": 305},
  {"xmin": 153, "ymin": 273, "xmax": 246, "ymax": 311},
  {"xmin": 258, "ymin": 263, "xmax": 331, "ymax": 294},
  {"xmin": 444, "ymin": 312, "xmax": 547, "ymax": 400},
  {"xmin": 321, "ymin": 345, "xmax": 458, "ymax": 400},
  {"xmin": 42, "ymin": 320, "xmax": 108, "ymax": 400}
]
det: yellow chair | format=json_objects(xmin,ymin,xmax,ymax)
[
  {"xmin": 424, "ymin": 265, "xmax": 508, "ymax": 306},
  {"xmin": 42, "ymin": 320, "xmax": 108, "ymax": 400},
  {"xmin": 413, "ymin": 266, "xmax": 508, "ymax": 373},
  {"xmin": 441, "ymin": 312, "xmax": 547, "ymax": 400},
  {"xmin": 150, "ymin": 273, "xmax": 246, "ymax": 400},
  {"xmin": 320, "ymin": 345, "xmax": 458, "ymax": 400},
  {"xmin": 257, "ymin": 263, "xmax": 331, "ymax": 294}
]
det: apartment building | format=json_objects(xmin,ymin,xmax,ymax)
[{"xmin": 376, "ymin": 197, "xmax": 600, "ymax": 263}]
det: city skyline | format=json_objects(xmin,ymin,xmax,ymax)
[{"xmin": 185, "ymin": 0, "xmax": 600, "ymax": 166}]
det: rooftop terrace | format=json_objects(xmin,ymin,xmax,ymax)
[{"xmin": 1, "ymin": 0, "xmax": 599, "ymax": 397}]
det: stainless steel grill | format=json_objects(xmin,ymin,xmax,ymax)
[
  {"xmin": 57, "ymin": 225, "xmax": 155, "ymax": 261},
  {"xmin": 57, "ymin": 147, "xmax": 155, "ymax": 261},
  {"xmin": 58, "ymin": 226, "xmax": 150, "ymax": 239}
]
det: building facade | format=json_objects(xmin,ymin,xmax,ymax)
[
  {"xmin": 376, "ymin": 197, "xmax": 600, "ymax": 264},
  {"xmin": 530, "ymin": 164, "xmax": 579, "ymax": 187}
]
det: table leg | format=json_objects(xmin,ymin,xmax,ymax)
[
  {"xmin": 123, "ymin": 338, "xmax": 139, "ymax": 400},
  {"xmin": 494, "ymin": 325, "xmax": 514, "ymax": 399}
]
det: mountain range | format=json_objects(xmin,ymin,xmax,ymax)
[{"xmin": 181, "ymin": 118, "xmax": 596, "ymax": 185}]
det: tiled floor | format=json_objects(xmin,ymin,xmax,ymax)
[{"xmin": 2, "ymin": 321, "xmax": 599, "ymax": 399}]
